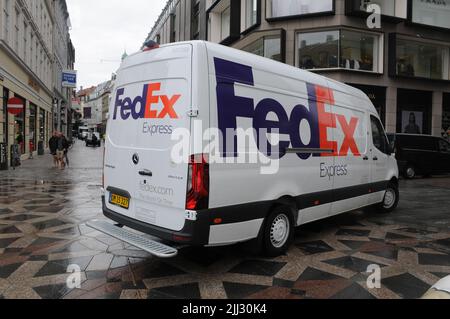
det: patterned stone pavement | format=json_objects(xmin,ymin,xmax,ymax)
[{"xmin": 0, "ymin": 143, "xmax": 449, "ymax": 299}]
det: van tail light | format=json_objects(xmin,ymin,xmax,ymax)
[{"xmin": 186, "ymin": 154, "xmax": 209, "ymax": 211}]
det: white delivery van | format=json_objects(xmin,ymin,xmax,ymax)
[{"xmin": 88, "ymin": 41, "xmax": 399, "ymax": 258}]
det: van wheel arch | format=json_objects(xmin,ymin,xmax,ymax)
[
  {"xmin": 244, "ymin": 200, "xmax": 297, "ymax": 256},
  {"xmin": 273, "ymin": 196, "xmax": 299, "ymax": 223}
]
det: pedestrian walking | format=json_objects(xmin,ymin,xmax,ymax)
[
  {"xmin": 56, "ymin": 132, "xmax": 68, "ymax": 170},
  {"xmin": 49, "ymin": 132, "xmax": 59, "ymax": 168},
  {"xmin": 62, "ymin": 134, "xmax": 70, "ymax": 167}
]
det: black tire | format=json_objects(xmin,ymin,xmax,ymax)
[
  {"xmin": 404, "ymin": 164, "xmax": 416, "ymax": 179},
  {"xmin": 376, "ymin": 181, "xmax": 399, "ymax": 214},
  {"xmin": 262, "ymin": 206, "xmax": 295, "ymax": 257}
]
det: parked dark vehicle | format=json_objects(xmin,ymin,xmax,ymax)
[
  {"xmin": 85, "ymin": 132, "xmax": 101, "ymax": 147},
  {"xmin": 388, "ymin": 134, "xmax": 450, "ymax": 179}
]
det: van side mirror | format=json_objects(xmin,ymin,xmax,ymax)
[{"xmin": 387, "ymin": 142, "xmax": 395, "ymax": 156}]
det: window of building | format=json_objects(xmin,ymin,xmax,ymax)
[
  {"xmin": 243, "ymin": 35, "xmax": 282, "ymax": 62},
  {"xmin": 170, "ymin": 13, "xmax": 176, "ymax": 42},
  {"xmin": 297, "ymin": 30, "xmax": 339, "ymax": 69},
  {"xmin": 23, "ymin": 21, "xmax": 28, "ymax": 63},
  {"xmin": 3, "ymin": 0, "xmax": 10, "ymax": 43},
  {"xmin": 296, "ymin": 29, "xmax": 382, "ymax": 73},
  {"xmin": 30, "ymin": 33, "xmax": 34, "ymax": 70},
  {"xmin": 221, "ymin": 6, "xmax": 230, "ymax": 40},
  {"xmin": 14, "ymin": 7, "xmax": 20, "ymax": 53},
  {"xmin": 410, "ymin": 0, "xmax": 450, "ymax": 30},
  {"xmin": 84, "ymin": 107, "xmax": 92, "ymax": 119},
  {"xmin": 267, "ymin": 0, "xmax": 334, "ymax": 20},
  {"xmin": 242, "ymin": 0, "xmax": 259, "ymax": 32},
  {"xmin": 191, "ymin": 0, "xmax": 200, "ymax": 39},
  {"xmin": 393, "ymin": 38, "xmax": 449, "ymax": 80},
  {"xmin": 207, "ymin": 0, "xmax": 239, "ymax": 44}
]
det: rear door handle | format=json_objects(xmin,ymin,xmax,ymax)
[{"xmin": 139, "ymin": 170, "xmax": 153, "ymax": 177}]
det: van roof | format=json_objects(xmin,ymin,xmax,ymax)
[{"xmin": 124, "ymin": 40, "xmax": 372, "ymax": 109}]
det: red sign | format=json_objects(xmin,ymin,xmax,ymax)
[{"xmin": 7, "ymin": 97, "xmax": 24, "ymax": 116}]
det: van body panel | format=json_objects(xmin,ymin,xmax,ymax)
[
  {"xmin": 102, "ymin": 41, "xmax": 399, "ymax": 250},
  {"xmin": 105, "ymin": 44, "xmax": 193, "ymax": 232}
]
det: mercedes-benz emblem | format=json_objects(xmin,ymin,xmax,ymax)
[{"xmin": 132, "ymin": 153, "xmax": 139, "ymax": 165}]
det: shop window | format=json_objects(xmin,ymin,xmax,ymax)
[
  {"xmin": 397, "ymin": 89, "xmax": 432, "ymax": 135},
  {"xmin": 2, "ymin": 88, "xmax": 8, "ymax": 144},
  {"xmin": 392, "ymin": 36, "xmax": 450, "ymax": 80},
  {"xmin": 242, "ymin": 35, "xmax": 282, "ymax": 62},
  {"xmin": 29, "ymin": 104, "xmax": 36, "ymax": 152},
  {"xmin": 39, "ymin": 108, "xmax": 45, "ymax": 143},
  {"xmin": 298, "ymin": 30, "xmax": 339, "ymax": 69},
  {"xmin": 442, "ymin": 93, "xmax": 450, "ymax": 138},
  {"xmin": 410, "ymin": 0, "xmax": 450, "ymax": 30},
  {"xmin": 13, "ymin": 95, "xmax": 25, "ymax": 154},
  {"xmin": 266, "ymin": 0, "xmax": 334, "ymax": 20},
  {"xmin": 297, "ymin": 29, "xmax": 382, "ymax": 73}
]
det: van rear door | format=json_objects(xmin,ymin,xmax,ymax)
[{"xmin": 105, "ymin": 44, "xmax": 192, "ymax": 232}]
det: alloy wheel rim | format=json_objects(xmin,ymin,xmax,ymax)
[{"xmin": 270, "ymin": 214, "xmax": 290, "ymax": 248}]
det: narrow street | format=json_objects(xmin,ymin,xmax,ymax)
[{"xmin": 0, "ymin": 143, "xmax": 449, "ymax": 299}]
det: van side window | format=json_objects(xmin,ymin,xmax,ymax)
[
  {"xmin": 439, "ymin": 140, "xmax": 450, "ymax": 153},
  {"xmin": 371, "ymin": 116, "xmax": 389, "ymax": 154}
]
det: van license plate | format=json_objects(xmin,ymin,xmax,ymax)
[{"xmin": 110, "ymin": 194, "xmax": 130, "ymax": 209}]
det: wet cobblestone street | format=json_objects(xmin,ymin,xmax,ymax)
[{"xmin": 0, "ymin": 143, "xmax": 449, "ymax": 299}]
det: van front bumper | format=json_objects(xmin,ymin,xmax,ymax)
[{"xmin": 101, "ymin": 196, "xmax": 211, "ymax": 246}]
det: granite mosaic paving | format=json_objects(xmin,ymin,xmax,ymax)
[{"xmin": 0, "ymin": 144, "xmax": 449, "ymax": 299}]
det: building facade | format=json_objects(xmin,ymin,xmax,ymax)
[
  {"xmin": 52, "ymin": 0, "xmax": 75, "ymax": 139},
  {"xmin": 146, "ymin": 0, "xmax": 450, "ymax": 137},
  {"xmin": 0, "ymin": 0, "xmax": 75, "ymax": 165}
]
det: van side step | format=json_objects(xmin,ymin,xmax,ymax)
[{"xmin": 86, "ymin": 220, "xmax": 178, "ymax": 258}]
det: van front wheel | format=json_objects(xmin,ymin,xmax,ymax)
[
  {"xmin": 377, "ymin": 182, "xmax": 399, "ymax": 214},
  {"xmin": 263, "ymin": 206, "xmax": 295, "ymax": 257}
]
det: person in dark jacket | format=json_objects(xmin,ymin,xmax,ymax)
[{"xmin": 49, "ymin": 132, "xmax": 59, "ymax": 168}]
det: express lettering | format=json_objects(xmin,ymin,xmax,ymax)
[
  {"xmin": 214, "ymin": 58, "xmax": 361, "ymax": 160},
  {"xmin": 113, "ymin": 83, "xmax": 181, "ymax": 120}
]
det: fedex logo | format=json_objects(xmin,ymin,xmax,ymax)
[
  {"xmin": 214, "ymin": 58, "xmax": 361, "ymax": 160},
  {"xmin": 113, "ymin": 82, "xmax": 181, "ymax": 120}
]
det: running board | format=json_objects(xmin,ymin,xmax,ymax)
[{"xmin": 86, "ymin": 220, "xmax": 178, "ymax": 258}]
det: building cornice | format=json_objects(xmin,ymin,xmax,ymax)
[{"xmin": 0, "ymin": 41, "xmax": 54, "ymax": 98}]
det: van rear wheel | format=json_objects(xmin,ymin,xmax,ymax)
[{"xmin": 263, "ymin": 206, "xmax": 294, "ymax": 257}]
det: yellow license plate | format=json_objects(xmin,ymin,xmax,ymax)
[{"xmin": 110, "ymin": 194, "xmax": 130, "ymax": 209}]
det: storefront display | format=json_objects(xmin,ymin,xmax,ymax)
[{"xmin": 397, "ymin": 89, "xmax": 432, "ymax": 135}]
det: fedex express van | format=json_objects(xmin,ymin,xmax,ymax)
[{"xmin": 88, "ymin": 41, "xmax": 399, "ymax": 258}]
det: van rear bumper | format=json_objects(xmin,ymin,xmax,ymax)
[
  {"xmin": 101, "ymin": 196, "xmax": 210, "ymax": 246},
  {"xmin": 102, "ymin": 197, "xmax": 272, "ymax": 246}
]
